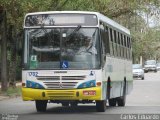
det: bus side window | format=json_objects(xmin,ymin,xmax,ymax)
[
  {"xmin": 117, "ymin": 32, "xmax": 121, "ymax": 57},
  {"xmin": 128, "ymin": 37, "xmax": 132, "ymax": 60},
  {"xmin": 120, "ymin": 34, "xmax": 124, "ymax": 58},
  {"xmin": 127, "ymin": 37, "xmax": 130, "ymax": 60},
  {"xmin": 130, "ymin": 38, "xmax": 132, "ymax": 60},
  {"xmin": 105, "ymin": 26, "xmax": 110, "ymax": 54},
  {"xmin": 113, "ymin": 30, "xmax": 117, "ymax": 57},
  {"xmin": 110, "ymin": 28, "xmax": 114, "ymax": 56},
  {"xmin": 119, "ymin": 33, "xmax": 122, "ymax": 58},
  {"xmin": 124, "ymin": 35, "xmax": 127, "ymax": 59},
  {"xmin": 100, "ymin": 28, "xmax": 110, "ymax": 55},
  {"xmin": 122, "ymin": 34, "xmax": 126, "ymax": 59}
]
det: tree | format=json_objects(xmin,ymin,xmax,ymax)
[
  {"xmin": 0, "ymin": 0, "xmax": 160, "ymax": 91},
  {"xmin": 0, "ymin": 7, "xmax": 8, "ymax": 91}
]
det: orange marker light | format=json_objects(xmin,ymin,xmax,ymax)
[
  {"xmin": 22, "ymin": 83, "xmax": 25, "ymax": 87},
  {"xmin": 96, "ymin": 82, "xmax": 101, "ymax": 86}
]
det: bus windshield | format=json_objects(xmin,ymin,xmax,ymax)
[{"xmin": 24, "ymin": 27, "xmax": 101, "ymax": 70}]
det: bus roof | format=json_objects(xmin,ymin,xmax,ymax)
[{"xmin": 24, "ymin": 11, "xmax": 130, "ymax": 35}]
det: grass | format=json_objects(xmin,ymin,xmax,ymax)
[{"xmin": 0, "ymin": 86, "xmax": 22, "ymax": 97}]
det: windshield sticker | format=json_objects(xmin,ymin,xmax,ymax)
[
  {"xmin": 30, "ymin": 55, "xmax": 38, "ymax": 69},
  {"xmin": 90, "ymin": 71, "xmax": 95, "ymax": 76},
  {"xmin": 60, "ymin": 61, "xmax": 68, "ymax": 69}
]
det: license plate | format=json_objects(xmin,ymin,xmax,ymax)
[{"xmin": 83, "ymin": 90, "xmax": 96, "ymax": 96}]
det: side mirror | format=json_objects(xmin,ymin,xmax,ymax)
[
  {"xmin": 101, "ymin": 54, "xmax": 106, "ymax": 68},
  {"xmin": 103, "ymin": 54, "xmax": 106, "ymax": 61}
]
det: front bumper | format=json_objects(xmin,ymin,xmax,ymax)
[
  {"xmin": 22, "ymin": 87, "xmax": 101, "ymax": 101},
  {"xmin": 144, "ymin": 67, "xmax": 156, "ymax": 71},
  {"xmin": 133, "ymin": 73, "xmax": 143, "ymax": 78}
]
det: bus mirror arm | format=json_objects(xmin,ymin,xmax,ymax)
[
  {"xmin": 103, "ymin": 54, "xmax": 106, "ymax": 61},
  {"xmin": 101, "ymin": 54, "xmax": 106, "ymax": 68}
]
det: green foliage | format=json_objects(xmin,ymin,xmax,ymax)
[
  {"xmin": 0, "ymin": 86, "xmax": 21, "ymax": 97},
  {"xmin": 6, "ymin": 87, "xmax": 21, "ymax": 97},
  {"xmin": 0, "ymin": 0, "xmax": 160, "ymax": 74}
]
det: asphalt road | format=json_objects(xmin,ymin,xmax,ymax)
[{"xmin": 0, "ymin": 71, "xmax": 160, "ymax": 120}]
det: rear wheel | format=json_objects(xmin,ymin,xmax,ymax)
[
  {"xmin": 108, "ymin": 98, "xmax": 117, "ymax": 106},
  {"xmin": 35, "ymin": 100, "xmax": 47, "ymax": 112},
  {"xmin": 107, "ymin": 78, "xmax": 117, "ymax": 107},
  {"xmin": 96, "ymin": 100, "xmax": 106, "ymax": 112},
  {"xmin": 117, "ymin": 81, "xmax": 126, "ymax": 106}
]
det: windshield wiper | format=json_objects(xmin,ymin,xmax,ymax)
[
  {"xmin": 68, "ymin": 25, "xmax": 81, "ymax": 37},
  {"xmin": 40, "ymin": 24, "xmax": 55, "ymax": 46},
  {"xmin": 73, "ymin": 25, "xmax": 81, "ymax": 33}
]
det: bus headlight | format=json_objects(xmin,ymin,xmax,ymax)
[
  {"xmin": 77, "ymin": 80, "xmax": 96, "ymax": 89},
  {"xmin": 26, "ymin": 80, "xmax": 44, "ymax": 89},
  {"xmin": 35, "ymin": 83, "xmax": 39, "ymax": 88},
  {"xmin": 82, "ymin": 83, "xmax": 87, "ymax": 88},
  {"xmin": 29, "ymin": 82, "xmax": 32, "ymax": 88},
  {"xmin": 90, "ymin": 82, "xmax": 95, "ymax": 87}
]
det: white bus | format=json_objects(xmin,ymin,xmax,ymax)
[{"xmin": 22, "ymin": 11, "xmax": 133, "ymax": 112}]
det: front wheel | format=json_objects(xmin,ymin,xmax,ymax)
[
  {"xmin": 35, "ymin": 100, "xmax": 48, "ymax": 112},
  {"xmin": 96, "ymin": 100, "xmax": 106, "ymax": 112},
  {"xmin": 144, "ymin": 70, "xmax": 148, "ymax": 73},
  {"xmin": 70, "ymin": 101, "xmax": 78, "ymax": 107},
  {"xmin": 62, "ymin": 102, "xmax": 69, "ymax": 107}
]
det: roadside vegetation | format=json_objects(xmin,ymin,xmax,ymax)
[
  {"xmin": 0, "ymin": 86, "xmax": 21, "ymax": 97},
  {"xmin": 0, "ymin": 0, "xmax": 160, "ymax": 91}
]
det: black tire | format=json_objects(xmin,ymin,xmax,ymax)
[
  {"xmin": 35, "ymin": 100, "xmax": 47, "ymax": 112},
  {"xmin": 108, "ymin": 98, "xmax": 117, "ymax": 106},
  {"xmin": 96, "ymin": 100, "xmax": 106, "ymax": 112},
  {"xmin": 117, "ymin": 81, "xmax": 126, "ymax": 106},
  {"xmin": 107, "ymin": 78, "xmax": 116, "ymax": 107},
  {"xmin": 107, "ymin": 79, "xmax": 111, "ymax": 100},
  {"xmin": 62, "ymin": 102, "xmax": 69, "ymax": 107},
  {"xmin": 141, "ymin": 77, "xmax": 144, "ymax": 80},
  {"xmin": 70, "ymin": 102, "xmax": 78, "ymax": 107}
]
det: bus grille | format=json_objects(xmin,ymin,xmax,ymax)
[
  {"xmin": 46, "ymin": 91, "xmax": 75, "ymax": 98},
  {"xmin": 37, "ymin": 76, "xmax": 86, "ymax": 89}
]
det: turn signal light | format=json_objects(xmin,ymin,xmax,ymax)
[
  {"xmin": 96, "ymin": 82, "xmax": 101, "ymax": 86},
  {"xmin": 22, "ymin": 83, "xmax": 25, "ymax": 87}
]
